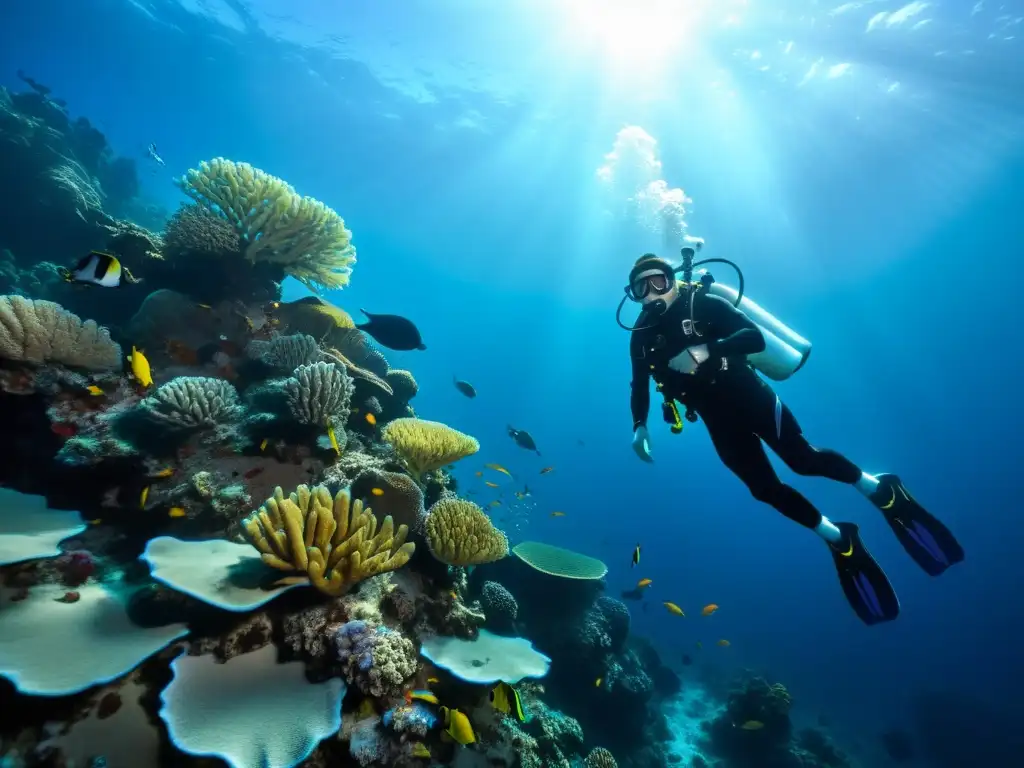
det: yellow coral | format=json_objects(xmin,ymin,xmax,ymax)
[
  {"xmin": 241, "ymin": 484, "xmax": 414, "ymax": 596},
  {"xmin": 425, "ymin": 497, "xmax": 509, "ymax": 566},
  {"xmin": 381, "ymin": 418, "xmax": 479, "ymax": 481},
  {"xmin": 177, "ymin": 158, "xmax": 356, "ymax": 292},
  {"xmin": 275, "ymin": 296, "xmax": 356, "ymax": 340}
]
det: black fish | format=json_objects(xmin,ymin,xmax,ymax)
[
  {"xmin": 356, "ymin": 309, "xmax": 426, "ymax": 351},
  {"xmin": 454, "ymin": 378, "xmax": 477, "ymax": 398},
  {"xmin": 681, "ymin": 654, "xmax": 693, "ymax": 666},
  {"xmin": 507, "ymin": 425, "xmax": 540, "ymax": 455}
]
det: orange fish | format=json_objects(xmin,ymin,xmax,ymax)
[
  {"xmin": 475, "ymin": 471, "xmax": 483, "ymax": 477},
  {"xmin": 168, "ymin": 506, "xmax": 186, "ymax": 518},
  {"xmin": 485, "ymin": 463, "xmax": 512, "ymax": 477},
  {"xmin": 718, "ymin": 639, "xmax": 730, "ymax": 647},
  {"xmin": 702, "ymin": 604, "xmax": 719, "ymax": 616},
  {"xmin": 485, "ymin": 481, "xmax": 500, "ymax": 488},
  {"xmin": 371, "ymin": 487, "xmax": 384, "ymax": 496},
  {"xmin": 550, "ymin": 511, "xmax": 566, "ymax": 518},
  {"xmin": 637, "ymin": 578, "xmax": 653, "ymax": 588},
  {"xmin": 150, "ymin": 467, "xmax": 175, "ymax": 479},
  {"xmin": 663, "ymin": 602, "xmax": 685, "ymax": 617},
  {"xmin": 540, "ymin": 466, "xmax": 555, "ymax": 474},
  {"xmin": 365, "ymin": 413, "xmax": 377, "ymax": 427}
]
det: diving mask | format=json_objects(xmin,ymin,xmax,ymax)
[{"xmin": 628, "ymin": 270, "xmax": 672, "ymax": 301}]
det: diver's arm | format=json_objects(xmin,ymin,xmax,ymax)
[
  {"xmin": 701, "ymin": 294, "xmax": 766, "ymax": 358},
  {"xmin": 629, "ymin": 337, "xmax": 651, "ymax": 429}
]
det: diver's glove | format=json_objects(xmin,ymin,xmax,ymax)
[{"xmin": 632, "ymin": 425, "xmax": 654, "ymax": 463}]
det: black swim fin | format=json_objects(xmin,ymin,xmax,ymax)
[
  {"xmin": 829, "ymin": 522, "xmax": 901, "ymax": 626},
  {"xmin": 869, "ymin": 474, "xmax": 965, "ymax": 577}
]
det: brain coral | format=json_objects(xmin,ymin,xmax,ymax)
[
  {"xmin": 0, "ymin": 295, "xmax": 121, "ymax": 370},
  {"xmin": 425, "ymin": 497, "xmax": 508, "ymax": 566}
]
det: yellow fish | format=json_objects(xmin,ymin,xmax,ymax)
[
  {"xmin": 485, "ymin": 481, "xmax": 500, "ymax": 488},
  {"xmin": 595, "ymin": 677, "xmax": 602, "ymax": 688},
  {"xmin": 485, "ymin": 463, "xmax": 512, "ymax": 477},
  {"xmin": 488, "ymin": 500, "xmax": 502, "ymax": 508},
  {"xmin": 440, "ymin": 707, "xmax": 476, "ymax": 745},
  {"xmin": 718, "ymin": 639, "xmax": 731, "ymax": 647},
  {"xmin": 702, "ymin": 603, "xmax": 719, "ymax": 616},
  {"xmin": 427, "ymin": 677, "xmax": 440, "ymax": 684},
  {"xmin": 410, "ymin": 743, "xmax": 431, "ymax": 759},
  {"xmin": 168, "ymin": 506, "xmax": 186, "ymax": 518},
  {"xmin": 405, "ymin": 689, "xmax": 439, "ymax": 705},
  {"xmin": 127, "ymin": 346, "xmax": 153, "ymax": 388},
  {"xmin": 326, "ymin": 424, "xmax": 340, "ymax": 454},
  {"xmin": 740, "ymin": 720, "xmax": 764, "ymax": 731},
  {"xmin": 139, "ymin": 486, "xmax": 150, "ymax": 510},
  {"xmin": 550, "ymin": 511, "xmax": 566, "ymax": 518},
  {"xmin": 663, "ymin": 602, "xmax": 685, "ymax": 617},
  {"xmin": 86, "ymin": 385, "xmax": 104, "ymax": 396},
  {"xmin": 365, "ymin": 413, "xmax": 377, "ymax": 427},
  {"xmin": 88, "ymin": 519, "xmax": 102, "ymax": 526},
  {"xmin": 489, "ymin": 681, "xmax": 526, "ymax": 722},
  {"xmin": 371, "ymin": 487, "xmax": 384, "ymax": 496},
  {"xmin": 150, "ymin": 467, "xmax": 175, "ymax": 479},
  {"xmin": 637, "ymin": 578, "xmax": 653, "ymax": 588},
  {"xmin": 259, "ymin": 438, "xmax": 269, "ymax": 452}
]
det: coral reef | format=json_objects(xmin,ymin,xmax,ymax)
[
  {"xmin": 425, "ymin": 496, "xmax": 510, "ymax": 566},
  {"xmin": 241, "ymin": 485, "xmax": 415, "ymax": 596},
  {"xmin": 0, "ymin": 295, "xmax": 121, "ymax": 370},
  {"xmin": 284, "ymin": 360, "xmax": 355, "ymax": 426},
  {"xmin": 382, "ymin": 417, "xmax": 480, "ymax": 481},
  {"xmin": 481, "ymin": 580, "xmax": 519, "ymax": 632},
  {"xmin": 138, "ymin": 376, "xmax": 243, "ymax": 429},
  {"xmin": 334, "ymin": 619, "xmax": 418, "ymax": 697}
]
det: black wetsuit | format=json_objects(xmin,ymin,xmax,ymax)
[{"xmin": 629, "ymin": 289, "xmax": 862, "ymax": 530}]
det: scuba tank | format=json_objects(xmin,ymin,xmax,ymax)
[{"xmin": 617, "ymin": 240, "xmax": 812, "ymax": 382}]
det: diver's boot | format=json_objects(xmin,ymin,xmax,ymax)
[
  {"xmin": 868, "ymin": 474, "xmax": 965, "ymax": 577},
  {"xmin": 828, "ymin": 522, "xmax": 900, "ymax": 626}
]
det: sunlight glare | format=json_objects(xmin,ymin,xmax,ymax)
[{"xmin": 562, "ymin": 0, "xmax": 704, "ymax": 72}]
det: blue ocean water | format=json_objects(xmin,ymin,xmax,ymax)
[{"xmin": 1, "ymin": 0, "xmax": 1022, "ymax": 765}]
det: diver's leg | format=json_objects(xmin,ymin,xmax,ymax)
[
  {"xmin": 751, "ymin": 379, "xmax": 964, "ymax": 576},
  {"xmin": 705, "ymin": 418, "xmax": 900, "ymax": 625}
]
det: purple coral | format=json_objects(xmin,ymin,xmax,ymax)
[{"xmin": 334, "ymin": 620, "xmax": 417, "ymax": 698}]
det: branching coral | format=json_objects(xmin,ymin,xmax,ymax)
[
  {"xmin": 162, "ymin": 202, "xmax": 242, "ymax": 260},
  {"xmin": 247, "ymin": 333, "xmax": 321, "ymax": 371},
  {"xmin": 0, "ymin": 295, "xmax": 121, "ymax": 370},
  {"xmin": 381, "ymin": 418, "xmax": 479, "ymax": 481},
  {"xmin": 334, "ymin": 619, "xmax": 418, "ymax": 698},
  {"xmin": 284, "ymin": 360, "xmax": 355, "ymax": 427},
  {"xmin": 241, "ymin": 485, "xmax": 415, "ymax": 596},
  {"xmin": 424, "ymin": 497, "xmax": 509, "ymax": 566},
  {"xmin": 138, "ymin": 376, "xmax": 243, "ymax": 429},
  {"xmin": 177, "ymin": 158, "xmax": 356, "ymax": 292}
]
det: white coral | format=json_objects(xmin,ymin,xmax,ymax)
[
  {"xmin": 0, "ymin": 295, "xmax": 121, "ymax": 371},
  {"xmin": 140, "ymin": 376, "xmax": 243, "ymax": 428},
  {"xmin": 284, "ymin": 361, "xmax": 354, "ymax": 426}
]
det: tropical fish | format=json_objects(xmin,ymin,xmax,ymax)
[
  {"xmin": 168, "ymin": 506, "xmax": 186, "ymax": 518},
  {"xmin": 427, "ymin": 677, "xmax": 440, "ymax": 684},
  {"xmin": 539, "ymin": 466, "xmax": 555, "ymax": 474},
  {"xmin": 453, "ymin": 378, "xmax": 477, "ymax": 398},
  {"xmin": 488, "ymin": 500, "xmax": 502, "ymax": 508},
  {"xmin": 371, "ymin": 487, "xmax": 385, "ymax": 496},
  {"xmin": 637, "ymin": 578, "xmax": 653, "ymax": 588},
  {"xmin": 327, "ymin": 424, "xmax": 340, "ymax": 454},
  {"xmin": 485, "ymin": 463, "xmax": 512, "ymax": 478},
  {"xmin": 489, "ymin": 681, "xmax": 526, "ymax": 722},
  {"xmin": 740, "ymin": 720, "xmax": 764, "ymax": 731},
  {"xmin": 717, "ymin": 639, "xmax": 730, "ymax": 647},
  {"xmin": 59, "ymin": 251, "xmax": 137, "ymax": 287},
  {"xmin": 631, "ymin": 544, "xmax": 641, "ymax": 568},
  {"xmin": 507, "ymin": 425, "xmax": 540, "ymax": 455},
  {"xmin": 127, "ymin": 346, "xmax": 153, "ymax": 388},
  {"xmin": 50, "ymin": 422, "xmax": 76, "ymax": 438},
  {"xmin": 356, "ymin": 309, "xmax": 426, "ymax": 351},
  {"xmin": 620, "ymin": 587, "xmax": 644, "ymax": 602},
  {"xmin": 150, "ymin": 467, "xmax": 175, "ymax": 479},
  {"xmin": 485, "ymin": 481, "xmax": 500, "ymax": 488},
  {"xmin": 410, "ymin": 743, "xmax": 431, "ymax": 759},
  {"xmin": 439, "ymin": 706, "xmax": 476, "ymax": 745},
  {"xmin": 86, "ymin": 385, "xmax": 104, "ymax": 396},
  {"xmin": 663, "ymin": 602, "xmax": 685, "ymax": 617},
  {"xmin": 244, "ymin": 467, "xmax": 264, "ymax": 480},
  {"xmin": 550, "ymin": 511, "xmax": 566, "ymax": 518},
  {"xmin": 139, "ymin": 486, "xmax": 150, "ymax": 510},
  {"xmin": 474, "ymin": 471, "xmax": 483, "ymax": 477},
  {"xmin": 259, "ymin": 438, "xmax": 269, "ymax": 452},
  {"xmin": 595, "ymin": 677, "xmax": 602, "ymax": 687},
  {"xmin": 365, "ymin": 413, "xmax": 377, "ymax": 427},
  {"xmin": 702, "ymin": 604, "xmax": 719, "ymax": 616},
  {"xmin": 405, "ymin": 689, "xmax": 439, "ymax": 705},
  {"xmin": 146, "ymin": 142, "xmax": 165, "ymax": 166}
]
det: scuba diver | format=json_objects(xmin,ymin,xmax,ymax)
[{"xmin": 620, "ymin": 246, "xmax": 964, "ymax": 625}]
